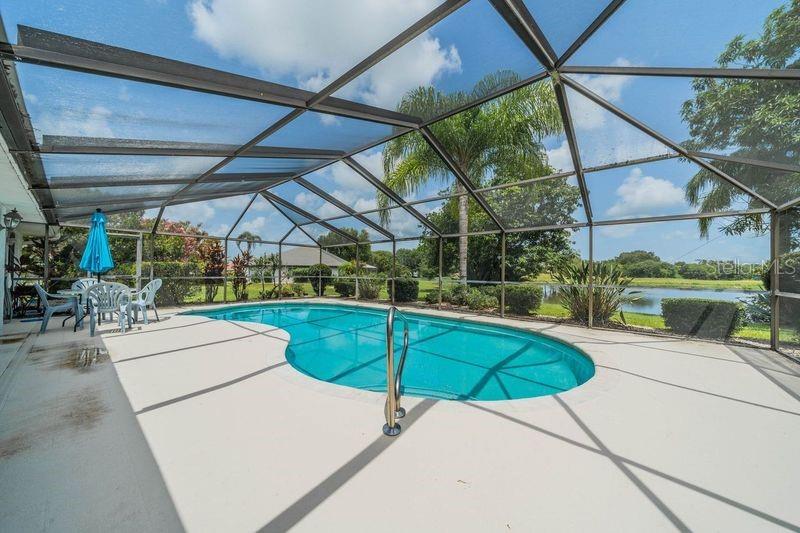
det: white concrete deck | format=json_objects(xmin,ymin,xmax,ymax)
[{"xmin": 2, "ymin": 299, "xmax": 799, "ymax": 532}]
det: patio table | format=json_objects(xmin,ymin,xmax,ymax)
[{"xmin": 53, "ymin": 290, "xmax": 85, "ymax": 331}]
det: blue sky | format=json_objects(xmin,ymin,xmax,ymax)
[{"xmin": 2, "ymin": 0, "xmax": 784, "ymax": 261}]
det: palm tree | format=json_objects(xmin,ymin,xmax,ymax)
[
  {"xmin": 381, "ymin": 71, "xmax": 563, "ymax": 281},
  {"xmin": 235, "ymin": 231, "xmax": 261, "ymax": 255}
]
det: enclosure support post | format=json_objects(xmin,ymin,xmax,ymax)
[
  {"xmin": 770, "ymin": 212, "xmax": 780, "ymax": 350},
  {"xmin": 355, "ymin": 244, "xmax": 360, "ymax": 300},
  {"xmin": 438, "ymin": 237, "xmax": 443, "ymax": 310},
  {"xmin": 0, "ymin": 207, "xmax": 5, "ymax": 329},
  {"xmin": 223, "ymin": 238, "xmax": 228, "ymax": 303},
  {"xmin": 149, "ymin": 234, "xmax": 154, "ymax": 282},
  {"xmin": 135, "ymin": 233, "xmax": 142, "ymax": 291},
  {"xmin": 391, "ymin": 239, "xmax": 396, "ymax": 304},
  {"xmin": 588, "ymin": 225, "xmax": 594, "ymax": 328},
  {"xmin": 318, "ymin": 246, "xmax": 323, "ymax": 297},
  {"xmin": 43, "ymin": 224, "xmax": 50, "ymax": 290},
  {"xmin": 500, "ymin": 232, "xmax": 506, "ymax": 318},
  {"xmin": 277, "ymin": 243, "xmax": 282, "ymax": 301}
]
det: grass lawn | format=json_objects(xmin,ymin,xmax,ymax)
[
  {"xmin": 534, "ymin": 302, "xmax": 786, "ymax": 343},
  {"xmin": 532, "ymin": 273, "xmax": 764, "ymax": 291}
]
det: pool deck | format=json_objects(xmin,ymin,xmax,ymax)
[{"xmin": 1, "ymin": 298, "xmax": 799, "ymax": 532}]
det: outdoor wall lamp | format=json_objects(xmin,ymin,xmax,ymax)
[{"xmin": 0, "ymin": 208, "xmax": 23, "ymax": 231}]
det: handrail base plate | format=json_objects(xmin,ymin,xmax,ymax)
[{"xmin": 382, "ymin": 423, "xmax": 401, "ymax": 437}]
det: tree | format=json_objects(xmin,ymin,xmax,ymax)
[
  {"xmin": 370, "ymin": 251, "xmax": 393, "ymax": 274},
  {"xmin": 317, "ymin": 228, "xmax": 371, "ymax": 263},
  {"xmin": 682, "ymin": 1, "xmax": 799, "ymax": 236},
  {"xmin": 396, "ymin": 248, "xmax": 421, "ymax": 274},
  {"xmin": 235, "ymin": 231, "xmax": 261, "ymax": 255},
  {"xmin": 381, "ymin": 71, "xmax": 563, "ymax": 281},
  {"xmin": 417, "ymin": 172, "xmax": 581, "ymax": 281}
]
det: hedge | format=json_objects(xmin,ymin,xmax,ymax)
[
  {"xmin": 333, "ymin": 279, "xmax": 356, "ymax": 297},
  {"xmin": 294, "ymin": 264, "xmax": 332, "ymax": 295},
  {"xmin": 116, "ymin": 261, "xmax": 202, "ymax": 306},
  {"xmin": 504, "ymin": 285, "xmax": 543, "ymax": 315},
  {"xmin": 389, "ymin": 277, "xmax": 419, "ymax": 302},
  {"xmin": 661, "ymin": 298, "xmax": 744, "ymax": 339}
]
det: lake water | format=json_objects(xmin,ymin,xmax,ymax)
[{"xmin": 540, "ymin": 284, "xmax": 764, "ymax": 316}]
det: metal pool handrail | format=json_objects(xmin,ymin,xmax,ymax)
[{"xmin": 383, "ymin": 306, "xmax": 409, "ymax": 437}]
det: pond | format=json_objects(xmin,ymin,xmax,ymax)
[{"xmin": 540, "ymin": 284, "xmax": 765, "ymax": 316}]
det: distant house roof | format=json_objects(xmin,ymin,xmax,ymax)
[
  {"xmin": 280, "ymin": 247, "xmax": 376, "ymax": 270},
  {"xmin": 281, "ymin": 247, "xmax": 346, "ymax": 267}
]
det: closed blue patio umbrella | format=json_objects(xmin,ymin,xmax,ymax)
[{"xmin": 79, "ymin": 209, "xmax": 115, "ymax": 281}]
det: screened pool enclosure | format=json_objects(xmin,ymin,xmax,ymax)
[{"xmin": 1, "ymin": 0, "xmax": 798, "ymax": 353}]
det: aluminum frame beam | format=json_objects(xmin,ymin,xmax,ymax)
[
  {"xmin": 689, "ymin": 151, "xmax": 800, "ymax": 174},
  {"xmin": 553, "ymin": 79, "xmax": 593, "ymax": 222},
  {"xmin": 224, "ymin": 193, "xmax": 259, "ymax": 240},
  {"xmin": 556, "ymin": 0, "xmax": 627, "ymax": 67},
  {"xmin": 45, "ymin": 189, "xmax": 255, "ymax": 210},
  {"xmin": 561, "ymin": 65, "xmax": 800, "ymax": 80},
  {"xmin": 264, "ymin": 195, "xmax": 320, "ymax": 246},
  {"xmin": 776, "ymin": 196, "xmax": 800, "ymax": 212},
  {"xmin": 420, "ymin": 126, "xmax": 506, "ymax": 230},
  {"xmin": 4, "ymin": 26, "xmax": 420, "ymax": 128},
  {"xmin": 561, "ymin": 74, "xmax": 778, "ymax": 210},
  {"xmin": 262, "ymin": 191, "xmax": 358, "ymax": 244},
  {"xmin": 0, "ymin": 53, "xmax": 55, "ymax": 222},
  {"xmin": 307, "ymin": 0, "xmax": 469, "ymax": 106},
  {"xmin": 342, "ymin": 157, "xmax": 443, "ymax": 237},
  {"xmin": 34, "ymin": 135, "xmax": 346, "ymax": 159},
  {"xmin": 42, "ymin": 172, "xmax": 294, "ymax": 189},
  {"xmin": 294, "ymin": 176, "xmax": 394, "ymax": 240},
  {"xmin": 489, "ymin": 0, "xmax": 556, "ymax": 70}
]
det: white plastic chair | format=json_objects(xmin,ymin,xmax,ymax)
[
  {"xmin": 85, "ymin": 282, "xmax": 132, "ymax": 336},
  {"xmin": 131, "ymin": 278, "xmax": 162, "ymax": 324},
  {"xmin": 71, "ymin": 278, "xmax": 99, "ymax": 293},
  {"xmin": 34, "ymin": 283, "xmax": 82, "ymax": 333}
]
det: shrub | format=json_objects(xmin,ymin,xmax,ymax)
[
  {"xmin": 390, "ymin": 277, "xmax": 419, "ymax": 302},
  {"xmin": 424, "ymin": 290, "xmax": 442, "ymax": 305},
  {"xmin": 466, "ymin": 288, "xmax": 498, "ymax": 310},
  {"xmin": 260, "ymin": 283, "xmax": 297, "ymax": 299},
  {"xmin": 121, "ymin": 261, "xmax": 202, "ymax": 306},
  {"xmin": 231, "ymin": 252, "xmax": 252, "ymax": 301},
  {"xmin": 553, "ymin": 260, "xmax": 639, "ymax": 325},
  {"xmin": 661, "ymin": 298, "xmax": 744, "ymax": 338},
  {"xmin": 504, "ymin": 285, "xmax": 543, "ymax": 315},
  {"xmin": 447, "ymin": 284, "xmax": 470, "ymax": 306},
  {"xmin": 290, "ymin": 283, "xmax": 306, "ymax": 297},
  {"xmin": 358, "ymin": 276, "xmax": 383, "ymax": 299},
  {"xmin": 333, "ymin": 279, "xmax": 356, "ymax": 297},
  {"xmin": 301, "ymin": 264, "xmax": 332, "ymax": 295}
]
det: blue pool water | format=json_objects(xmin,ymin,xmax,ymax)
[{"xmin": 188, "ymin": 303, "xmax": 595, "ymax": 401}]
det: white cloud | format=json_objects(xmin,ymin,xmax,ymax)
[
  {"xmin": 605, "ymin": 167, "xmax": 686, "ymax": 219},
  {"xmin": 165, "ymin": 201, "xmax": 216, "ymax": 222},
  {"xmin": 341, "ymin": 36, "xmax": 461, "ymax": 109},
  {"xmin": 598, "ymin": 224, "xmax": 637, "ymax": 239},
  {"xmin": 293, "ymin": 191, "xmax": 322, "ymax": 212},
  {"xmin": 38, "ymin": 105, "xmax": 115, "ymax": 139},
  {"xmin": 330, "ymin": 159, "xmax": 376, "ymax": 192},
  {"xmin": 208, "ymin": 195, "xmax": 252, "ymax": 211},
  {"xmin": 570, "ymin": 57, "xmax": 633, "ymax": 131},
  {"xmin": 239, "ymin": 216, "xmax": 267, "ymax": 234},
  {"xmin": 188, "ymin": 0, "xmax": 459, "ymax": 109},
  {"xmin": 545, "ymin": 140, "xmax": 573, "ymax": 172},
  {"xmin": 565, "ymin": 58, "xmax": 674, "ymax": 167}
]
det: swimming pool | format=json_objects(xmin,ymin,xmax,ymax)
[{"xmin": 189, "ymin": 303, "xmax": 594, "ymax": 401}]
